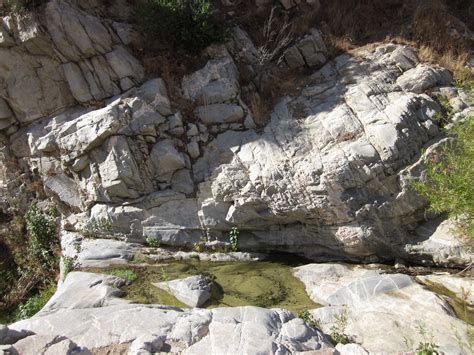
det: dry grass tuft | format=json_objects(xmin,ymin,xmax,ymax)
[{"xmin": 249, "ymin": 93, "xmax": 270, "ymax": 127}]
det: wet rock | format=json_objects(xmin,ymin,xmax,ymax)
[
  {"xmin": 417, "ymin": 274, "xmax": 474, "ymax": 307},
  {"xmin": 153, "ymin": 275, "xmax": 212, "ymax": 307}
]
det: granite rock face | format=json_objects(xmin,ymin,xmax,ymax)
[
  {"xmin": 1, "ymin": 11, "xmax": 472, "ymax": 266},
  {"xmin": 0, "ymin": 0, "xmax": 143, "ymax": 128},
  {"xmin": 294, "ymin": 263, "xmax": 473, "ymax": 354},
  {"xmin": 6, "ymin": 271, "xmax": 333, "ymax": 354}
]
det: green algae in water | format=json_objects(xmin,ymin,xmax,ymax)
[{"xmin": 107, "ymin": 261, "xmax": 319, "ymax": 315}]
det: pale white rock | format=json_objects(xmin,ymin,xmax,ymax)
[
  {"xmin": 335, "ymin": 343, "xmax": 368, "ymax": 355},
  {"xmin": 10, "ymin": 302, "xmax": 332, "ymax": 353},
  {"xmin": 182, "ymin": 56, "xmax": 239, "ymax": 104},
  {"xmin": 10, "ymin": 334, "xmax": 77, "ymax": 355},
  {"xmin": 397, "ymin": 64, "xmax": 452, "ymax": 93},
  {"xmin": 417, "ymin": 274, "xmax": 474, "ymax": 306},
  {"xmin": 76, "ymin": 239, "xmax": 138, "ymax": 268},
  {"xmin": 405, "ymin": 218, "xmax": 473, "ymax": 266},
  {"xmin": 41, "ymin": 272, "xmax": 127, "ymax": 314},
  {"xmin": 153, "ymin": 275, "xmax": 212, "ymax": 307},
  {"xmin": 294, "ymin": 263, "xmax": 472, "ymax": 354}
]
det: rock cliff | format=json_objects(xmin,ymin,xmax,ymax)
[
  {"xmin": 1, "ymin": 0, "xmax": 471, "ymax": 265},
  {"xmin": 0, "ymin": 0, "xmax": 473, "ymax": 353}
]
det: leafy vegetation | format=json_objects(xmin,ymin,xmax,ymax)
[
  {"xmin": 415, "ymin": 321, "xmax": 440, "ymax": 355},
  {"xmin": 107, "ymin": 269, "xmax": 138, "ymax": 283},
  {"xmin": 0, "ymin": 204, "xmax": 60, "ymax": 319},
  {"xmin": 16, "ymin": 282, "xmax": 56, "ymax": 320},
  {"xmin": 330, "ymin": 305, "xmax": 350, "ymax": 345},
  {"xmin": 298, "ymin": 309, "xmax": 321, "ymax": 329},
  {"xmin": 145, "ymin": 237, "xmax": 161, "ymax": 248},
  {"xmin": 79, "ymin": 217, "xmax": 112, "ymax": 239},
  {"xmin": 135, "ymin": 0, "xmax": 226, "ymax": 53},
  {"xmin": 62, "ymin": 256, "xmax": 77, "ymax": 279},
  {"xmin": 229, "ymin": 226, "xmax": 239, "ymax": 252},
  {"xmin": 412, "ymin": 117, "xmax": 474, "ymax": 239}
]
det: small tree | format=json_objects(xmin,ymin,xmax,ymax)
[
  {"xmin": 413, "ymin": 117, "xmax": 473, "ymax": 239},
  {"xmin": 136, "ymin": 0, "xmax": 226, "ymax": 53}
]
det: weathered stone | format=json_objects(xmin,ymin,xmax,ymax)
[
  {"xmin": 171, "ymin": 169, "xmax": 195, "ymax": 194},
  {"xmin": 294, "ymin": 263, "xmax": 472, "ymax": 354},
  {"xmin": 153, "ymin": 275, "xmax": 212, "ymax": 307},
  {"xmin": 148, "ymin": 139, "xmax": 186, "ymax": 178},
  {"xmin": 187, "ymin": 141, "xmax": 200, "ymax": 159},
  {"xmin": 42, "ymin": 272, "xmax": 126, "ymax": 313},
  {"xmin": 11, "ymin": 334, "xmax": 77, "ymax": 355},
  {"xmin": 182, "ymin": 57, "xmax": 239, "ymax": 104},
  {"xmin": 397, "ymin": 64, "xmax": 452, "ymax": 93},
  {"xmin": 195, "ymin": 104, "xmax": 244, "ymax": 124},
  {"xmin": 284, "ymin": 28, "xmax": 327, "ymax": 69},
  {"xmin": 76, "ymin": 239, "xmax": 138, "ymax": 268},
  {"xmin": 10, "ymin": 302, "xmax": 332, "ymax": 353}
]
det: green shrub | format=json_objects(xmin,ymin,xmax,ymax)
[
  {"xmin": 298, "ymin": 309, "xmax": 321, "ymax": 329},
  {"xmin": 16, "ymin": 283, "xmax": 56, "ymax": 320},
  {"xmin": 330, "ymin": 306, "xmax": 350, "ymax": 345},
  {"xmin": 145, "ymin": 237, "xmax": 161, "ymax": 248},
  {"xmin": 107, "ymin": 269, "xmax": 138, "ymax": 283},
  {"xmin": 25, "ymin": 204, "xmax": 58, "ymax": 270},
  {"xmin": 62, "ymin": 256, "xmax": 76, "ymax": 279},
  {"xmin": 136, "ymin": 0, "xmax": 226, "ymax": 53},
  {"xmin": 415, "ymin": 321, "xmax": 440, "ymax": 355},
  {"xmin": 229, "ymin": 226, "xmax": 239, "ymax": 252},
  {"xmin": 412, "ymin": 117, "xmax": 474, "ymax": 239},
  {"xmin": 80, "ymin": 217, "xmax": 112, "ymax": 239}
]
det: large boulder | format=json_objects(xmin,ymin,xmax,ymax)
[
  {"xmin": 153, "ymin": 275, "xmax": 212, "ymax": 307},
  {"xmin": 294, "ymin": 263, "xmax": 473, "ymax": 353}
]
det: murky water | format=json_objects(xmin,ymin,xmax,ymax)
[{"xmin": 103, "ymin": 259, "xmax": 320, "ymax": 315}]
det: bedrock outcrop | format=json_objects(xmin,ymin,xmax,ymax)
[
  {"xmin": 294, "ymin": 263, "xmax": 473, "ymax": 354},
  {"xmin": 0, "ymin": 1, "xmax": 472, "ymax": 265},
  {"xmin": 4, "ymin": 272, "xmax": 333, "ymax": 354}
]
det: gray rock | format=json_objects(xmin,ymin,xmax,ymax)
[
  {"xmin": 294, "ymin": 263, "xmax": 472, "ymax": 354},
  {"xmin": 148, "ymin": 139, "xmax": 186, "ymax": 178},
  {"xmin": 397, "ymin": 64, "xmax": 453, "ymax": 93},
  {"xmin": 182, "ymin": 57, "xmax": 239, "ymax": 104},
  {"xmin": 195, "ymin": 104, "xmax": 244, "ymax": 124},
  {"xmin": 41, "ymin": 272, "xmax": 127, "ymax": 313},
  {"xmin": 171, "ymin": 169, "xmax": 195, "ymax": 194},
  {"xmin": 405, "ymin": 218, "xmax": 473, "ymax": 266},
  {"xmin": 10, "ymin": 303, "xmax": 331, "ymax": 353},
  {"xmin": 10, "ymin": 334, "xmax": 77, "ymax": 355},
  {"xmin": 153, "ymin": 275, "xmax": 212, "ymax": 307},
  {"xmin": 187, "ymin": 141, "xmax": 200, "ymax": 159},
  {"xmin": 283, "ymin": 28, "xmax": 327, "ymax": 69},
  {"xmin": 76, "ymin": 239, "xmax": 138, "ymax": 268}
]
